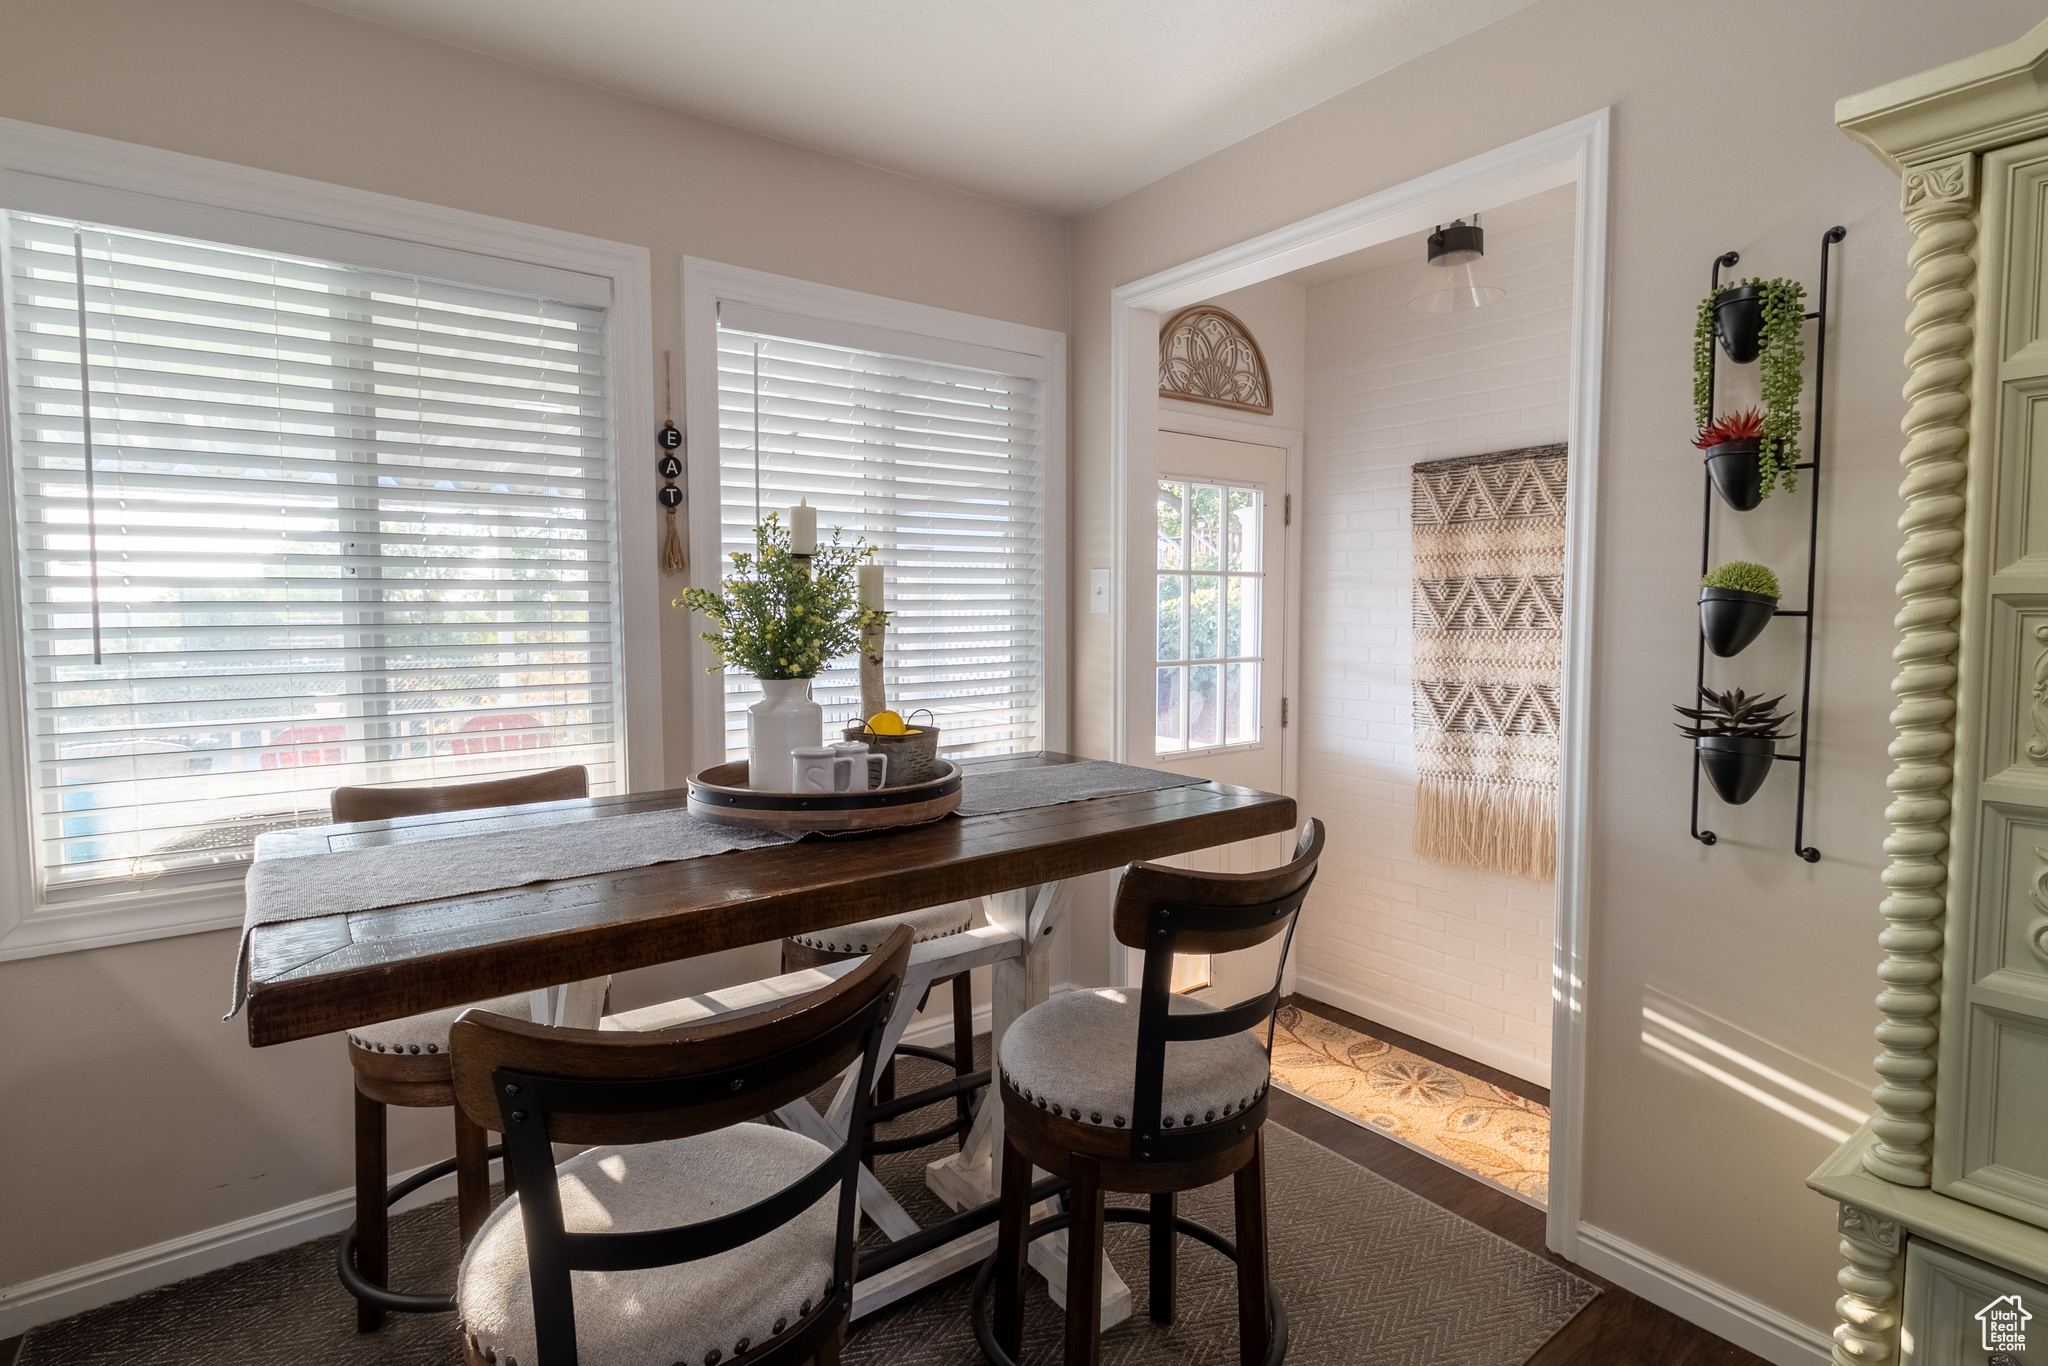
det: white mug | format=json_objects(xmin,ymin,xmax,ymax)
[
  {"xmin": 792, "ymin": 743, "xmax": 888, "ymax": 793},
  {"xmin": 829, "ymin": 740, "xmax": 888, "ymax": 792}
]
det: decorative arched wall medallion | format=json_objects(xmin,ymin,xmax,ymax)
[{"xmin": 1158, "ymin": 305, "xmax": 1273, "ymax": 415}]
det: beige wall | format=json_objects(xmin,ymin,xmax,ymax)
[
  {"xmin": 0, "ymin": 0, "xmax": 1067, "ymax": 1298},
  {"xmin": 1068, "ymin": 0, "xmax": 2041, "ymax": 1337}
]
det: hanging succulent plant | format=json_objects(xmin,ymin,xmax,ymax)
[{"xmin": 1693, "ymin": 277, "xmax": 1807, "ymax": 500}]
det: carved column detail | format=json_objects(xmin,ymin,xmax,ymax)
[
  {"xmin": 1866, "ymin": 153, "xmax": 1978, "ymax": 1187},
  {"xmin": 1832, "ymin": 1205, "xmax": 1903, "ymax": 1365}
]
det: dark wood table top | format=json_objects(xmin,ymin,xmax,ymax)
[{"xmin": 243, "ymin": 753, "xmax": 1295, "ymax": 1046}]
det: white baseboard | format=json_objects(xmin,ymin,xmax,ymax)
[
  {"xmin": 0, "ymin": 982, "xmax": 1070, "ymax": 1340},
  {"xmin": 1292, "ymin": 969, "xmax": 1551, "ymax": 1089},
  {"xmin": 0, "ymin": 1152, "xmax": 479, "ymax": 1341},
  {"xmin": 1572, "ymin": 1224, "xmax": 1832, "ymax": 1366}
]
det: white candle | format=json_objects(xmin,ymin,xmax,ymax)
[
  {"xmin": 789, "ymin": 498, "xmax": 817, "ymax": 555},
  {"xmin": 859, "ymin": 563, "xmax": 884, "ymax": 610}
]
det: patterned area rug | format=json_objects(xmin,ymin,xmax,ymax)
[
  {"xmin": 1270, "ymin": 1006, "xmax": 1550, "ymax": 1206},
  {"xmin": 23, "ymin": 1042, "xmax": 1589, "ymax": 1366}
]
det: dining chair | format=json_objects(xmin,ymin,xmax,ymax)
[
  {"xmin": 974, "ymin": 820, "xmax": 1323, "ymax": 1366},
  {"xmin": 334, "ymin": 763, "xmax": 591, "ymax": 1332},
  {"xmin": 782, "ymin": 903, "xmax": 982, "ymax": 1158},
  {"xmin": 449, "ymin": 924, "xmax": 914, "ymax": 1366}
]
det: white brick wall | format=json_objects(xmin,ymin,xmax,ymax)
[{"xmin": 1295, "ymin": 185, "xmax": 1574, "ymax": 1085}]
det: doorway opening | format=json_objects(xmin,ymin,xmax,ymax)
[{"xmin": 1107, "ymin": 111, "xmax": 1607, "ymax": 1256}]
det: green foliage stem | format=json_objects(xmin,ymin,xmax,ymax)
[
  {"xmin": 1701, "ymin": 560, "xmax": 1780, "ymax": 597},
  {"xmin": 1694, "ymin": 277, "xmax": 1808, "ymax": 501},
  {"xmin": 674, "ymin": 514, "xmax": 885, "ymax": 679}
]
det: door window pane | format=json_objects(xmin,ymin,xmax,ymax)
[
  {"xmin": 1228, "ymin": 487, "xmax": 1259, "ymax": 571},
  {"xmin": 1188, "ymin": 664, "xmax": 1221, "ymax": 748},
  {"xmin": 1156, "ymin": 575, "xmax": 1183, "ymax": 662},
  {"xmin": 1156, "ymin": 477, "xmax": 1267, "ymax": 756},
  {"xmin": 1157, "ymin": 482, "xmax": 1184, "ymax": 570},
  {"xmin": 1189, "ymin": 484, "xmax": 1222, "ymax": 571},
  {"xmin": 1190, "ymin": 576, "xmax": 1221, "ymax": 659},
  {"xmin": 1225, "ymin": 663, "xmax": 1257, "ymax": 745},
  {"xmin": 1155, "ymin": 666, "xmax": 1184, "ymax": 752}
]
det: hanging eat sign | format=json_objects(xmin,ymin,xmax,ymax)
[{"xmin": 1158, "ymin": 304, "xmax": 1273, "ymax": 415}]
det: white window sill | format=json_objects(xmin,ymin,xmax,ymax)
[
  {"xmin": 1153, "ymin": 740, "xmax": 1267, "ymax": 763},
  {"xmin": 0, "ymin": 869, "xmax": 248, "ymax": 962}
]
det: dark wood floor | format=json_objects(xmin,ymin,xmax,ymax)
[{"xmin": 1281, "ymin": 993, "xmax": 1774, "ymax": 1366}]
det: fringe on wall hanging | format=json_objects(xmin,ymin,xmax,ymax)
[
  {"xmin": 661, "ymin": 504, "xmax": 687, "ymax": 573},
  {"xmin": 1409, "ymin": 444, "xmax": 1567, "ymax": 881}
]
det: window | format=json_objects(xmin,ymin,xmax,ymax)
[
  {"xmin": 1155, "ymin": 479, "xmax": 1263, "ymax": 754},
  {"xmin": 2, "ymin": 213, "xmax": 619, "ymax": 895},
  {"xmin": 710, "ymin": 302, "xmax": 1050, "ymax": 761}
]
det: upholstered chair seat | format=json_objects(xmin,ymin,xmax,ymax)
[
  {"xmin": 787, "ymin": 901, "xmax": 973, "ymax": 956},
  {"xmin": 458, "ymin": 1125, "xmax": 835, "ymax": 1366},
  {"xmin": 998, "ymin": 988, "xmax": 1270, "ymax": 1132},
  {"xmin": 348, "ymin": 992, "xmax": 533, "ymax": 1058}
]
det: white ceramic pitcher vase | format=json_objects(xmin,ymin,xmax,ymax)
[{"xmin": 747, "ymin": 677, "xmax": 823, "ymax": 791}]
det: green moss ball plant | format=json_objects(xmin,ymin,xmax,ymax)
[{"xmin": 1701, "ymin": 560, "xmax": 1780, "ymax": 598}]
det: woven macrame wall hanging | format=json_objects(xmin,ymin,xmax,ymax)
[{"xmin": 1410, "ymin": 444, "xmax": 1567, "ymax": 880}]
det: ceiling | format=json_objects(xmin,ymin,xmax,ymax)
[{"xmin": 302, "ymin": 0, "xmax": 1541, "ymax": 216}]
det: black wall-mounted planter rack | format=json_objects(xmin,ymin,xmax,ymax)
[{"xmin": 1689, "ymin": 226, "xmax": 1844, "ymax": 863}]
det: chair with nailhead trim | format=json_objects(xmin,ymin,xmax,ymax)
[
  {"xmin": 781, "ymin": 901, "xmax": 981, "ymax": 1158},
  {"xmin": 448, "ymin": 925, "xmax": 914, "ymax": 1366},
  {"xmin": 333, "ymin": 765, "xmax": 593, "ymax": 1332},
  {"xmin": 975, "ymin": 820, "xmax": 1323, "ymax": 1366}
]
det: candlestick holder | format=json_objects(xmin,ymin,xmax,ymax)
[{"xmin": 860, "ymin": 621, "xmax": 886, "ymax": 720}]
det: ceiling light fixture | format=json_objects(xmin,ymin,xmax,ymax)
[{"xmin": 1409, "ymin": 215, "xmax": 1506, "ymax": 314}]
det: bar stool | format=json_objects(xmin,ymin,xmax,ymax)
[
  {"xmin": 448, "ymin": 925, "xmax": 914, "ymax": 1366},
  {"xmin": 973, "ymin": 820, "xmax": 1324, "ymax": 1366},
  {"xmin": 783, "ymin": 901, "xmax": 983, "ymax": 1155},
  {"xmin": 334, "ymin": 764, "xmax": 591, "ymax": 1332}
]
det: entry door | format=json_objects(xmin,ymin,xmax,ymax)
[{"xmin": 1150, "ymin": 431, "xmax": 1291, "ymax": 1000}]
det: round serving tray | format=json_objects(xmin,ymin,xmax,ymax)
[{"xmin": 687, "ymin": 759, "xmax": 963, "ymax": 831}]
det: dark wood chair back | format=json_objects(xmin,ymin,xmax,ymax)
[
  {"xmin": 449, "ymin": 924, "xmax": 912, "ymax": 1366},
  {"xmin": 1114, "ymin": 819, "xmax": 1323, "ymax": 1161},
  {"xmin": 328, "ymin": 764, "xmax": 588, "ymax": 824}
]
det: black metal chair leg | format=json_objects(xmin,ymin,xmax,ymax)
[{"xmin": 1150, "ymin": 1192, "xmax": 1177, "ymax": 1324}]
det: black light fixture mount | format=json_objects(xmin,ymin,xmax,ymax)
[
  {"xmin": 1427, "ymin": 219, "xmax": 1484, "ymax": 263},
  {"xmin": 1410, "ymin": 214, "xmax": 1505, "ymax": 314}
]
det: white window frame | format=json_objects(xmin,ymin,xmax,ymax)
[
  {"xmin": 680, "ymin": 258, "xmax": 1067, "ymax": 769},
  {"xmin": 0, "ymin": 117, "xmax": 657, "ymax": 960}
]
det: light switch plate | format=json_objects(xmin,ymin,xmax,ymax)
[{"xmin": 1090, "ymin": 568, "xmax": 1110, "ymax": 614}]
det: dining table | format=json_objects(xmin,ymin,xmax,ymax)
[{"xmin": 236, "ymin": 750, "xmax": 1297, "ymax": 1323}]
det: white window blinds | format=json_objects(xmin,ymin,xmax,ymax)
[
  {"xmin": 714, "ymin": 311, "xmax": 1044, "ymax": 761},
  {"xmin": 2, "ymin": 213, "xmax": 618, "ymax": 892}
]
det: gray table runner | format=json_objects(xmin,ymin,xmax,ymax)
[
  {"xmin": 956, "ymin": 759, "xmax": 1201, "ymax": 816},
  {"xmin": 230, "ymin": 759, "xmax": 1207, "ymax": 1016}
]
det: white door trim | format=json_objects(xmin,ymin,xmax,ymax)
[{"xmin": 1105, "ymin": 107, "xmax": 1610, "ymax": 1263}]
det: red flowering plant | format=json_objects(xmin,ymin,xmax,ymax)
[{"xmin": 1691, "ymin": 406, "xmax": 1766, "ymax": 450}]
